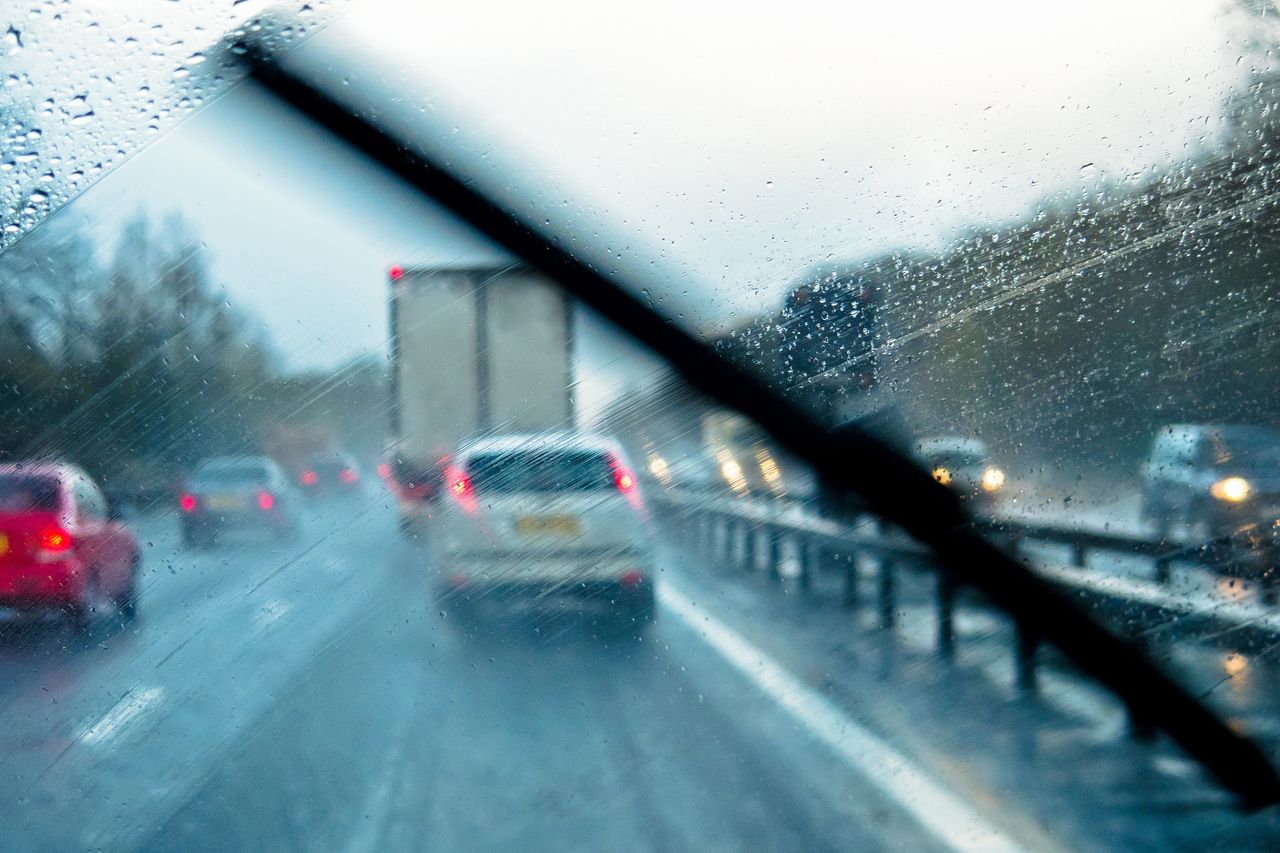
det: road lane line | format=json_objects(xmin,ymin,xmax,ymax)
[
  {"xmin": 659, "ymin": 582, "xmax": 1027, "ymax": 853},
  {"xmin": 80, "ymin": 687, "xmax": 164, "ymax": 746}
]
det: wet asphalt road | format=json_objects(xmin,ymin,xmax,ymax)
[
  {"xmin": 0, "ymin": 495, "xmax": 942, "ymax": 852},
  {"xmin": 2, "ymin": 492, "xmax": 1280, "ymax": 851}
]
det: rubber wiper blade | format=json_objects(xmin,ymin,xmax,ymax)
[{"xmin": 236, "ymin": 41, "xmax": 1280, "ymax": 809}]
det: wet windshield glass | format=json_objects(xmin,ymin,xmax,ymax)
[{"xmin": 6, "ymin": 1, "xmax": 1280, "ymax": 850}]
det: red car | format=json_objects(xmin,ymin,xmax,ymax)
[{"xmin": 0, "ymin": 462, "xmax": 140, "ymax": 625}]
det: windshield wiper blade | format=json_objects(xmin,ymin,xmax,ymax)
[{"xmin": 237, "ymin": 42, "xmax": 1280, "ymax": 809}]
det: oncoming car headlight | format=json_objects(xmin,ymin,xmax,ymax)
[
  {"xmin": 981, "ymin": 466, "xmax": 1006, "ymax": 493},
  {"xmin": 932, "ymin": 466, "xmax": 951, "ymax": 486},
  {"xmin": 1211, "ymin": 476, "xmax": 1251, "ymax": 503}
]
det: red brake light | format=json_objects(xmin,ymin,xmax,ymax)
[
  {"xmin": 620, "ymin": 569, "xmax": 646, "ymax": 588},
  {"xmin": 339, "ymin": 468, "xmax": 358, "ymax": 484},
  {"xmin": 450, "ymin": 474, "xmax": 472, "ymax": 499},
  {"xmin": 609, "ymin": 455, "xmax": 636, "ymax": 493},
  {"xmin": 377, "ymin": 462, "xmax": 392, "ymax": 479},
  {"xmin": 443, "ymin": 463, "xmax": 477, "ymax": 513},
  {"xmin": 300, "ymin": 470, "xmax": 318, "ymax": 486},
  {"xmin": 389, "ymin": 265, "xmax": 405, "ymax": 281},
  {"xmin": 37, "ymin": 525, "xmax": 73, "ymax": 553},
  {"xmin": 257, "ymin": 491, "xmax": 275, "ymax": 510},
  {"xmin": 608, "ymin": 453, "xmax": 643, "ymax": 509},
  {"xmin": 180, "ymin": 493, "xmax": 197, "ymax": 513}
]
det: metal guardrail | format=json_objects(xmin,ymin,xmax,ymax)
[{"xmin": 654, "ymin": 492, "xmax": 1279, "ymax": 737}]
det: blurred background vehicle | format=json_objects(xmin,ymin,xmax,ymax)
[
  {"xmin": 917, "ymin": 436, "xmax": 1006, "ymax": 517},
  {"xmin": 432, "ymin": 432, "xmax": 655, "ymax": 635},
  {"xmin": 0, "ymin": 462, "xmax": 139, "ymax": 625},
  {"xmin": 1142, "ymin": 424, "xmax": 1280, "ymax": 584},
  {"xmin": 1142, "ymin": 425, "xmax": 1280, "ymax": 538},
  {"xmin": 179, "ymin": 456, "xmax": 299, "ymax": 548},
  {"xmin": 298, "ymin": 450, "xmax": 364, "ymax": 498}
]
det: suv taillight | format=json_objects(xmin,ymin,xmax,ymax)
[
  {"xmin": 608, "ymin": 454, "xmax": 637, "ymax": 494},
  {"xmin": 443, "ymin": 464, "xmax": 476, "ymax": 512}
]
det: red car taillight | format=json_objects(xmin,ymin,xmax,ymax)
[
  {"xmin": 257, "ymin": 491, "xmax": 276, "ymax": 510},
  {"xmin": 443, "ymin": 464, "xmax": 476, "ymax": 513},
  {"xmin": 339, "ymin": 468, "xmax": 359, "ymax": 484},
  {"xmin": 300, "ymin": 470, "xmax": 318, "ymax": 486},
  {"xmin": 179, "ymin": 493, "xmax": 197, "ymax": 513},
  {"xmin": 608, "ymin": 454, "xmax": 642, "ymax": 508},
  {"xmin": 35, "ymin": 524, "xmax": 73, "ymax": 560},
  {"xmin": 620, "ymin": 570, "xmax": 646, "ymax": 588}
]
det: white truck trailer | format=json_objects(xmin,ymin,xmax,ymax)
[{"xmin": 387, "ymin": 263, "xmax": 575, "ymax": 530}]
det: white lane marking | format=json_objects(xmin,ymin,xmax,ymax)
[
  {"xmin": 79, "ymin": 687, "xmax": 164, "ymax": 746},
  {"xmin": 659, "ymin": 582, "xmax": 1027, "ymax": 853},
  {"xmin": 341, "ymin": 688, "xmax": 414, "ymax": 853}
]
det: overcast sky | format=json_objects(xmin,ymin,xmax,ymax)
[{"xmin": 11, "ymin": 0, "xmax": 1257, "ymax": 393}]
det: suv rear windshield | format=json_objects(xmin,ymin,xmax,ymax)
[
  {"xmin": 0, "ymin": 475, "xmax": 62, "ymax": 512},
  {"xmin": 466, "ymin": 450, "xmax": 614, "ymax": 493}
]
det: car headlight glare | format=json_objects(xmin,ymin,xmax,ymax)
[
  {"xmin": 981, "ymin": 466, "xmax": 1005, "ymax": 493},
  {"xmin": 932, "ymin": 466, "xmax": 951, "ymax": 486},
  {"xmin": 1211, "ymin": 476, "xmax": 1251, "ymax": 503}
]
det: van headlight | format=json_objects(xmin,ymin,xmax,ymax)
[
  {"xmin": 1211, "ymin": 476, "xmax": 1251, "ymax": 503},
  {"xmin": 981, "ymin": 466, "xmax": 1006, "ymax": 493}
]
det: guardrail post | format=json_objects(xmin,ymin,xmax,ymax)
[
  {"xmin": 765, "ymin": 530, "xmax": 783, "ymax": 583},
  {"xmin": 742, "ymin": 522, "xmax": 757, "ymax": 572},
  {"xmin": 1152, "ymin": 554, "xmax": 1171, "ymax": 585},
  {"xmin": 936, "ymin": 573, "xmax": 956, "ymax": 661},
  {"xmin": 841, "ymin": 552, "xmax": 859, "ymax": 609},
  {"xmin": 1070, "ymin": 542, "xmax": 1087, "ymax": 568},
  {"xmin": 878, "ymin": 557, "xmax": 896, "ymax": 629},
  {"xmin": 1015, "ymin": 622, "xmax": 1039, "ymax": 695},
  {"xmin": 734, "ymin": 520, "xmax": 749, "ymax": 570},
  {"xmin": 798, "ymin": 540, "xmax": 818, "ymax": 593}
]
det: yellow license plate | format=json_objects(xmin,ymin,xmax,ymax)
[
  {"xmin": 516, "ymin": 515, "xmax": 581, "ymax": 536},
  {"xmin": 208, "ymin": 495, "xmax": 244, "ymax": 510},
  {"xmin": 0, "ymin": 533, "xmax": 8, "ymax": 555}
]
